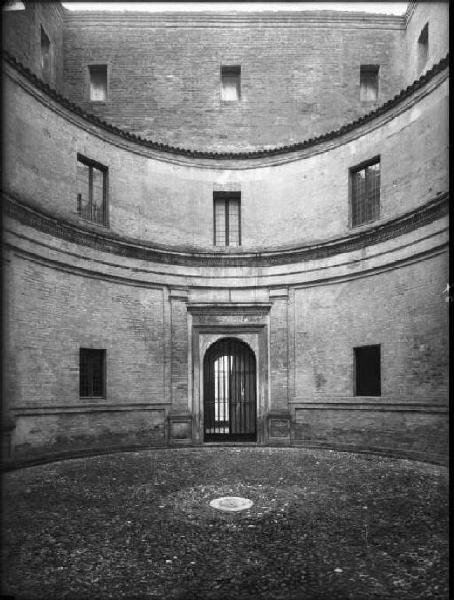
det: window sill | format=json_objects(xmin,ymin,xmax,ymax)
[
  {"xmin": 80, "ymin": 396, "xmax": 106, "ymax": 400},
  {"xmin": 76, "ymin": 214, "xmax": 109, "ymax": 229}
]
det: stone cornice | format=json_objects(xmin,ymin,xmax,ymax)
[
  {"xmin": 2, "ymin": 50, "xmax": 449, "ymax": 162},
  {"xmin": 3, "ymin": 192, "xmax": 448, "ymax": 268},
  {"xmin": 63, "ymin": 10, "xmax": 405, "ymax": 29}
]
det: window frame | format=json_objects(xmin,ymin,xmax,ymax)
[
  {"xmin": 353, "ymin": 344, "xmax": 381, "ymax": 397},
  {"xmin": 79, "ymin": 348, "xmax": 106, "ymax": 399},
  {"xmin": 220, "ymin": 65, "xmax": 241, "ymax": 102},
  {"xmin": 40, "ymin": 24, "xmax": 52, "ymax": 83},
  {"xmin": 213, "ymin": 191, "xmax": 241, "ymax": 247},
  {"xmin": 349, "ymin": 155, "xmax": 381, "ymax": 228},
  {"xmin": 359, "ymin": 64, "xmax": 379, "ymax": 103},
  {"xmin": 76, "ymin": 153, "xmax": 109, "ymax": 227},
  {"xmin": 87, "ymin": 63, "xmax": 109, "ymax": 103}
]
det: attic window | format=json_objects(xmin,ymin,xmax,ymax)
[
  {"xmin": 417, "ymin": 23, "xmax": 429, "ymax": 72},
  {"xmin": 40, "ymin": 26, "xmax": 51, "ymax": 83},
  {"xmin": 89, "ymin": 65, "xmax": 108, "ymax": 102},
  {"xmin": 360, "ymin": 65, "xmax": 379, "ymax": 102},
  {"xmin": 221, "ymin": 65, "xmax": 241, "ymax": 102}
]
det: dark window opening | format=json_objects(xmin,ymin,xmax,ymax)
[
  {"xmin": 80, "ymin": 349, "xmax": 106, "ymax": 398},
  {"xmin": 221, "ymin": 65, "xmax": 241, "ymax": 101},
  {"xmin": 350, "ymin": 157, "xmax": 380, "ymax": 227},
  {"xmin": 417, "ymin": 23, "xmax": 429, "ymax": 72},
  {"xmin": 214, "ymin": 192, "xmax": 241, "ymax": 246},
  {"xmin": 89, "ymin": 64, "xmax": 108, "ymax": 102},
  {"xmin": 76, "ymin": 154, "xmax": 108, "ymax": 226},
  {"xmin": 354, "ymin": 345, "xmax": 381, "ymax": 396},
  {"xmin": 360, "ymin": 65, "xmax": 379, "ymax": 102},
  {"xmin": 40, "ymin": 25, "xmax": 51, "ymax": 83}
]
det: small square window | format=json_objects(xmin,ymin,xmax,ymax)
[
  {"xmin": 417, "ymin": 23, "xmax": 429, "ymax": 72},
  {"xmin": 80, "ymin": 349, "xmax": 106, "ymax": 398},
  {"xmin": 89, "ymin": 64, "xmax": 108, "ymax": 102},
  {"xmin": 354, "ymin": 345, "xmax": 381, "ymax": 396},
  {"xmin": 360, "ymin": 65, "xmax": 379, "ymax": 102},
  {"xmin": 40, "ymin": 25, "xmax": 51, "ymax": 83},
  {"xmin": 76, "ymin": 154, "xmax": 108, "ymax": 226},
  {"xmin": 221, "ymin": 65, "xmax": 241, "ymax": 102},
  {"xmin": 214, "ymin": 192, "xmax": 241, "ymax": 246},
  {"xmin": 350, "ymin": 157, "xmax": 380, "ymax": 227}
]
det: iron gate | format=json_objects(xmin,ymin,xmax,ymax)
[{"xmin": 203, "ymin": 338, "xmax": 257, "ymax": 441}]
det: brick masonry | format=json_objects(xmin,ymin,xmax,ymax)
[{"xmin": 1, "ymin": 2, "xmax": 449, "ymax": 464}]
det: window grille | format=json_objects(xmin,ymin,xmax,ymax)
[
  {"xmin": 40, "ymin": 26, "xmax": 51, "ymax": 83},
  {"xmin": 80, "ymin": 349, "xmax": 106, "ymax": 398},
  {"xmin": 360, "ymin": 65, "xmax": 379, "ymax": 102},
  {"xmin": 354, "ymin": 345, "xmax": 381, "ymax": 396},
  {"xmin": 350, "ymin": 158, "xmax": 380, "ymax": 227},
  {"xmin": 89, "ymin": 65, "xmax": 108, "ymax": 102},
  {"xmin": 76, "ymin": 154, "xmax": 108, "ymax": 226},
  {"xmin": 214, "ymin": 192, "xmax": 241, "ymax": 246},
  {"xmin": 221, "ymin": 65, "xmax": 241, "ymax": 101}
]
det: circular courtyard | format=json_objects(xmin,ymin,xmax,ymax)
[{"xmin": 2, "ymin": 447, "xmax": 448, "ymax": 599}]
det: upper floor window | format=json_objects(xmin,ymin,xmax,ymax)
[
  {"xmin": 40, "ymin": 25, "xmax": 51, "ymax": 83},
  {"xmin": 350, "ymin": 157, "xmax": 380, "ymax": 227},
  {"xmin": 214, "ymin": 192, "xmax": 241, "ymax": 246},
  {"xmin": 76, "ymin": 154, "xmax": 108, "ymax": 226},
  {"xmin": 89, "ymin": 64, "xmax": 108, "ymax": 102},
  {"xmin": 354, "ymin": 345, "xmax": 381, "ymax": 396},
  {"xmin": 417, "ymin": 23, "xmax": 429, "ymax": 72},
  {"xmin": 80, "ymin": 348, "xmax": 106, "ymax": 398},
  {"xmin": 360, "ymin": 65, "xmax": 379, "ymax": 102},
  {"xmin": 221, "ymin": 65, "xmax": 241, "ymax": 102}
]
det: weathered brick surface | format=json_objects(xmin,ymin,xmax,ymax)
[
  {"xmin": 2, "ymin": 1, "xmax": 64, "ymax": 92},
  {"xmin": 62, "ymin": 11, "xmax": 405, "ymax": 151},
  {"xmin": 2, "ymin": 67, "xmax": 448, "ymax": 250},
  {"xmin": 404, "ymin": 1, "xmax": 449, "ymax": 85}
]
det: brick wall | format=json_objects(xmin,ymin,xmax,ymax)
[
  {"xmin": 404, "ymin": 1, "xmax": 449, "ymax": 86},
  {"xmin": 2, "ymin": 1, "xmax": 64, "ymax": 91},
  {"xmin": 62, "ymin": 11, "xmax": 405, "ymax": 151},
  {"xmin": 3, "ymin": 64, "xmax": 448, "ymax": 251}
]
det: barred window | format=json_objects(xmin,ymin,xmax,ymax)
[
  {"xmin": 214, "ymin": 192, "xmax": 241, "ymax": 247},
  {"xmin": 40, "ymin": 26, "xmax": 51, "ymax": 83},
  {"xmin": 360, "ymin": 65, "xmax": 379, "ymax": 102},
  {"xmin": 354, "ymin": 345, "xmax": 381, "ymax": 396},
  {"xmin": 89, "ymin": 64, "xmax": 108, "ymax": 102},
  {"xmin": 221, "ymin": 65, "xmax": 241, "ymax": 102},
  {"xmin": 350, "ymin": 158, "xmax": 380, "ymax": 227},
  {"xmin": 76, "ymin": 154, "xmax": 108, "ymax": 226}
]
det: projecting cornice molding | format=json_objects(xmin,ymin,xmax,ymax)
[
  {"xmin": 2, "ymin": 51, "xmax": 449, "ymax": 163},
  {"xmin": 62, "ymin": 10, "xmax": 405, "ymax": 29},
  {"xmin": 3, "ymin": 192, "xmax": 448, "ymax": 268}
]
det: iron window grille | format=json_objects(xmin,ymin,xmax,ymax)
[
  {"xmin": 80, "ymin": 349, "xmax": 106, "ymax": 398},
  {"xmin": 221, "ymin": 65, "xmax": 241, "ymax": 101},
  {"xmin": 213, "ymin": 191, "xmax": 241, "ymax": 246},
  {"xmin": 360, "ymin": 65, "xmax": 379, "ymax": 102},
  {"xmin": 350, "ymin": 157, "xmax": 380, "ymax": 227},
  {"xmin": 88, "ymin": 64, "xmax": 108, "ymax": 102},
  {"xmin": 76, "ymin": 154, "xmax": 108, "ymax": 226},
  {"xmin": 354, "ymin": 345, "xmax": 381, "ymax": 396}
]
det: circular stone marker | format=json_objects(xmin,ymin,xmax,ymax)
[{"xmin": 209, "ymin": 497, "xmax": 254, "ymax": 513}]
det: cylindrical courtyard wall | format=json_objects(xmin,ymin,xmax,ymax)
[{"xmin": 2, "ymin": 47, "xmax": 449, "ymax": 465}]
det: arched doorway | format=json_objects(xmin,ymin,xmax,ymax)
[{"xmin": 203, "ymin": 338, "xmax": 257, "ymax": 442}]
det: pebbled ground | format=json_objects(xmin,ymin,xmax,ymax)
[{"xmin": 1, "ymin": 447, "xmax": 449, "ymax": 600}]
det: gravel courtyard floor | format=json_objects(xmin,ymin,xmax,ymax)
[{"xmin": 1, "ymin": 447, "xmax": 448, "ymax": 600}]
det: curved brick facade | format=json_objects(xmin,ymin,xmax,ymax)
[{"xmin": 1, "ymin": 2, "xmax": 449, "ymax": 465}]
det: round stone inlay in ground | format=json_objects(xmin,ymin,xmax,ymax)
[{"xmin": 209, "ymin": 496, "xmax": 254, "ymax": 512}]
